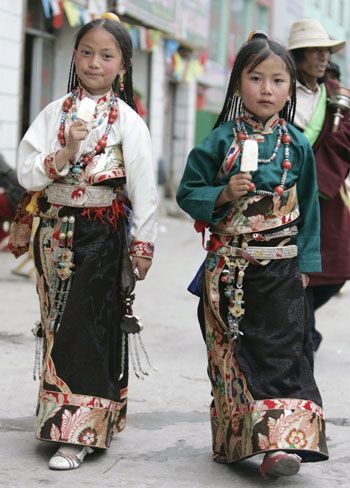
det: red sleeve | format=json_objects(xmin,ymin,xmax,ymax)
[{"xmin": 313, "ymin": 84, "xmax": 350, "ymax": 198}]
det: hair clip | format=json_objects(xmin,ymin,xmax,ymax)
[
  {"xmin": 247, "ymin": 30, "xmax": 269, "ymax": 42},
  {"xmin": 101, "ymin": 12, "xmax": 120, "ymax": 23}
]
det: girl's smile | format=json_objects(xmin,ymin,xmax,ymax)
[{"xmin": 74, "ymin": 26, "xmax": 125, "ymax": 95}]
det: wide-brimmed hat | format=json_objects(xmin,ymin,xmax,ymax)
[{"xmin": 288, "ymin": 19, "xmax": 345, "ymax": 53}]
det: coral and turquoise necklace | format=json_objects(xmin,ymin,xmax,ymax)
[
  {"xmin": 235, "ymin": 117, "xmax": 292, "ymax": 197},
  {"xmin": 58, "ymin": 88, "xmax": 118, "ymax": 178}
]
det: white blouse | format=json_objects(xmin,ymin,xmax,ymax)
[
  {"xmin": 17, "ymin": 93, "xmax": 158, "ymax": 248},
  {"xmin": 294, "ymin": 81, "xmax": 322, "ymax": 130}
]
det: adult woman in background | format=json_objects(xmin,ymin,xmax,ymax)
[{"xmin": 288, "ymin": 19, "xmax": 350, "ymax": 351}]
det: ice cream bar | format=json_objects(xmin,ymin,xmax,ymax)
[
  {"xmin": 77, "ymin": 98, "xmax": 96, "ymax": 123},
  {"xmin": 240, "ymin": 139, "xmax": 258, "ymax": 172}
]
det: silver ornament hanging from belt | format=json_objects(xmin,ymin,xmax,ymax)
[{"xmin": 118, "ymin": 218, "xmax": 156, "ymax": 381}]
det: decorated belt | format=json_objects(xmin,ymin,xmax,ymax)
[
  {"xmin": 246, "ymin": 225, "xmax": 298, "ymax": 242},
  {"xmin": 216, "ymin": 244, "xmax": 297, "ymax": 260},
  {"xmin": 46, "ymin": 183, "xmax": 115, "ymax": 208}
]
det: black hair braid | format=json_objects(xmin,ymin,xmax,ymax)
[
  {"xmin": 279, "ymin": 79, "xmax": 296, "ymax": 123},
  {"xmin": 213, "ymin": 93, "xmax": 243, "ymax": 129},
  {"xmin": 67, "ymin": 56, "xmax": 78, "ymax": 93},
  {"xmin": 124, "ymin": 69, "xmax": 137, "ymax": 111}
]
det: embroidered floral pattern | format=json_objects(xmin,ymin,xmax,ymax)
[
  {"xmin": 204, "ymin": 225, "xmax": 328, "ymax": 463},
  {"xmin": 78, "ymin": 427, "xmax": 98, "ymax": 446},
  {"xmin": 36, "ymin": 392, "xmax": 127, "ymax": 449},
  {"xmin": 34, "ymin": 215, "xmax": 129, "ymax": 450},
  {"xmin": 85, "ymin": 144, "xmax": 126, "ymax": 185},
  {"xmin": 210, "ymin": 185, "xmax": 299, "ymax": 236},
  {"xmin": 8, "ymin": 192, "xmax": 35, "ymax": 258},
  {"xmin": 44, "ymin": 153, "xmax": 61, "ymax": 180},
  {"xmin": 129, "ymin": 240, "xmax": 154, "ymax": 258},
  {"xmin": 286, "ymin": 428, "xmax": 307, "ymax": 449}
]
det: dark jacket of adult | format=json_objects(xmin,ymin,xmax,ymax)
[{"xmin": 308, "ymin": 81, "xmax": 350, "ymax": 285}]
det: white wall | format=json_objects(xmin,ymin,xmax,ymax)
[
  {"xmin": 172, "ymin": 80, "xmax": 197, "ymax": 187},
  {"xmin": 0, "ymin": 0, "xmax": 25, "ymax": 168},
  {"xmin": 148, "ymin": 40, "xmax": 166, "ymax": 179}
]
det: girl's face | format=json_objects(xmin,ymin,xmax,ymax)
[
  {"xmin": 74, "ymin": 26, "xmax": 125, "ymax": 95},
  {"xmin": 238, "ymin": 53, "xmax": 291, "ymax": 123}
]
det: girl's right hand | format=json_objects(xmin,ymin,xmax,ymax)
[
  {"xmin": 65, "ymin": 120, "xmax": 88, "ymax": 158},
  {"xmin": 217, "ymin": 173, "xmax": 253, "ymax": 206}
]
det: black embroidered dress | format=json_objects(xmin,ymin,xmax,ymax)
[
  {"xmin": 177, "ymin": 114, "xmax": 328, "ymax": 463},
  {"xmin": 17, "ymin": 89, "xmax": 157, "ymax": 449}
]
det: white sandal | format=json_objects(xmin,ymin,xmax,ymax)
[{"xmin": 49, "ymin": 445, "xmax": 94, "ymax": 470}]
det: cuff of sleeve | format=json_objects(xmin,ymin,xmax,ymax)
[
  {"xmin": 43, "ymin": 153, "xmax": 69, "ymax": 180},
  {"xmin": 201, "ymin": 185, "xmax": 231, "ymax": 224},
  {"xmin": 298, "ymin": 258, "xmax": 322, "ymax": 273},
  {"xmin": 129, "ymin": 241, "xmax": 154, "ymax": 259}
]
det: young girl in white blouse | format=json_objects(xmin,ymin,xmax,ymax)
[{"xmin": 15, "ymin": 13, "xmax": 157, "ymax": 470}]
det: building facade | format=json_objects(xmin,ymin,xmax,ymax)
[
  {"xmin": 0, "ymin": 0, "xmax": 25, "ymax": 168},
  {"xmin": 0, "ymin": 0, "xmax": 349, "ymax": 192}
]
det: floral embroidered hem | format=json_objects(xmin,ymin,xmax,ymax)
[
  {"xmin": 36, "ymin": 389, "xmax": 127, "ymax": 449},
  {"xmin": 211, "ymin": 398, "xmax": 328, "ymax": 463}
]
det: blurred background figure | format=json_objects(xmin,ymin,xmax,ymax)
[
  {"xmin": 0, "ymin": 153, "xmax": 24, "ymax": 250},
  {"xmin": 288, "ymin": 19, "xmax": 350, "ymax": 352}
]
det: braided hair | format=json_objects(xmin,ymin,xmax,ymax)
[
  {"xmin": 213, "ymin": 34, "xmax": 297, "ymax": 129},
  {"xmin": 67, "ymin": 18, "xmax": 137, "ymax": 112}
]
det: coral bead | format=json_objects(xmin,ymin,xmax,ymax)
[
  {"xmin": 281, "ymin": 134, "xmax": 291, "ymax": 144},
  {"xmin": 98, "ymin": 139, "xmax": 107, "ymax": 149},
  {"xmin": 249, "ymin": 182, "xmax": 256, "ymax": 192},
  {"xmin": 95, "ymin": 145, "xmax": 101, "ymax": 153},
  {"xmin": 282, "ymin": 160, "xmax": 292, "ymax": 170},
  {"xmin": 237, "ymin": 132, "xmax": 248, "ymax": 141},
  {"xmin": 63, "ymin": 99, "xmax": 72, "ymax": 111},
  {"xmin": 274, "ymin": 185, "xmax": 284, "ymax": 196}
]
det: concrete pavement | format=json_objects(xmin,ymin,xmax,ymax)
[{"xmin": 0, "ymin": 215, "xmax": 349, "ymax": 487}]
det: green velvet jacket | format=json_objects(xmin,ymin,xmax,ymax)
[{"xmin": 176, "ymin": 114, "xmax": 321, "ymax": 273}]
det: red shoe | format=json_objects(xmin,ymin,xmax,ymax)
[{"xmin": 260, "ymin": 451, "xmax": 302, "ymax": 479}]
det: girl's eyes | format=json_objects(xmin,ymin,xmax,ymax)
[
  {"xmin": 79, "ymin": 50, "xmax": 114, "ymax": 60},
  {"xmin": 249, "ymin": 76, "xmax": 287, "ymax": 84}
]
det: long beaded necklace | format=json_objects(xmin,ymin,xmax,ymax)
[
  {"xmin": 58, "ymin": 88, "xmax": 118, "ymax": 178},
  {"xmin": 235, "ymin": 117, "xmax": 292, "ymax": 197}
]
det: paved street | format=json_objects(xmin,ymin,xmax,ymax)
[{"xmin": 0, "ymin": 215, "xmax": 349, "ymax": 487}]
